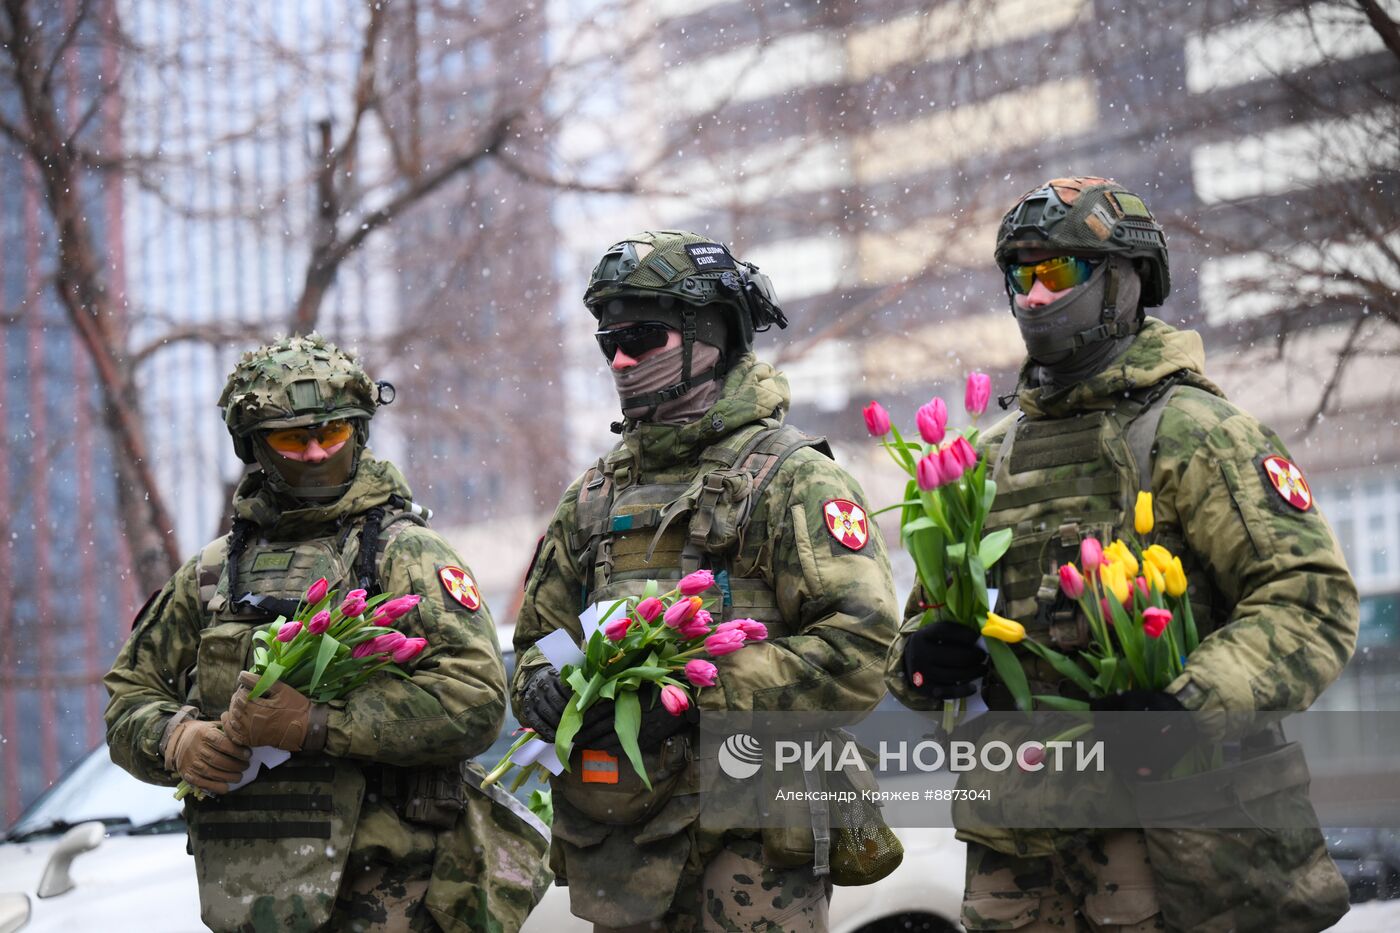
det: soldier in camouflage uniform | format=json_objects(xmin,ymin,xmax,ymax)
[
  {"xmin": 512, "ymin": 231, "xmax": 900, "ymax": 931},
  {"xmin": 884, "ymin": 178, "xmax": 1358, "ymax": 932},
  {"xmin": 105, "ymin": 335, "xmax": 550, "ymax": 933}
]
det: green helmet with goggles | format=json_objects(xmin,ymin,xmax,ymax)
[
  {"xmin": 584, "ymin": 231, "xmax": 787, "ymax": 411},
  {"xmin": 994, "ymin": 176, "xmax": 1170, "ymax": 307},
  {"xmin": 218, "ymin": 334, "xmax": 393, "ymax": 500}
]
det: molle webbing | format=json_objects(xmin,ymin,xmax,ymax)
[{"xmin": 192, "ymin": 763, "xmax": 338, "ymax": 840}]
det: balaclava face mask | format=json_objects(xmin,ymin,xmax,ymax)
[
  {"xmin": 612, "ymin": 341, "xmax": 724, "ymax": 424},
  {"xmin": 256, "ymin": 434, "xmax": 358, "ymax": 504},
  {"xmin": 1012, "ymin": 256, "xmax": 1143, "ymax": 390}
]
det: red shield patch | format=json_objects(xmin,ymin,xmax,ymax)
[
  {"xmin": 1261, "ymin": 455, "xmax": 1313, "ymax": 512},
  {"xmin": 823, "ymin": 499, "xmax": 870, "ymax": 551},
  {"xmin": 438, "ymin": 566, "xmax": 481, "ymax": 610}
]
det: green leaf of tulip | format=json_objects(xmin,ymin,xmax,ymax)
[
  {"xmin": 612, "ymin": 689, "xmax": 651, "ymax": 791},
  {"xmin": 978, "ymin": 528, "xmax": 1014, "ymax": 568},
  {"xmin": 945, "ymin": 542, "xmax": 967, "ymax": 564},
  {"xmin": 985, "ymin": 639, "xmax": 1032, "ymax": 712},
  {"xmin": 554, "ymin": 700, "xmax": 583, "ymax": 767},
  {"xmin": 1032, "ymin": 694, "xmax": 1091, "ymax": 711},
  {"xmin": 1023, "ymin": 641, "xmax": 1096, "ymax": 696},
  {"xmin": 310, "ymin": 634, "xmax": 342, "ymax": 693},
  {"xmin": 249, "ymin": 661, "xmax": 286, "ymax": 700}
]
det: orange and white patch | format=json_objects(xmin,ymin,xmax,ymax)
[
  {"xmin": 438, "ymin": 565, "xmax": 481, "ymax": 610},
  {"xmin": 580, "ymin": 748, "xmax": 619, "ymax": 784},
  {"xmin": 823, "ymin": 499, "xmax": 869, "ymax": 551},
  {"xmin": 1262, "ymin": 455, "xmax": 1312, "ymax": 512}
]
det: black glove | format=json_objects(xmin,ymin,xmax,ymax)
[
  {"xmin": 902, "ymin": 621, "xmax": 988, "ymax": 700},
  {"xmin": 573, "ymin": 687, "xmax": 698, "ymax": 753},
  {"xmin": 1089, "ymin": 690, "xmax": 1195, "ymax": 780},
  {"xmin": 518, "ymin": 667, "xmax": 571, "ymax": 742}
]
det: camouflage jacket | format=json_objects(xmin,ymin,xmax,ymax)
[
  {"xmin": 885, "ymin": 319, "xmax": 1359, "ymax": 718},
  {"xmin": 514, "ymin": 355, "xmax": 898, "ymax": 717}
]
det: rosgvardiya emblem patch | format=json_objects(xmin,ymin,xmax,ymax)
[
  {"xmin": 438, "ymin": 565, "xmax": 481, "ymax": 610},
  {"xmin": 823, "ymin": 499, "xmax": 870, "ymax": 551},
  {"xmin": 1261, "ymin": 455, "xmax": 1313, "ymax": 512}
]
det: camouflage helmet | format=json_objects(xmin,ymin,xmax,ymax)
[
  {"xmin": 218, "ymin": 333, "xmax": 380, "ymax": 465},
  {"xmin": 583, "ymin": 230, "xmax": 787, "ymax": 358},
  {"xmin": 994, "ymin": 177, "xmax": 1170, "ymax": 307}
]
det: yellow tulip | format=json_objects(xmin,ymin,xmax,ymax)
[
  {"xmin": 1165, "ymin": 556, "xmax": 1188, "ymax": 598},
  {"xmin": 1144, "ymin": 544, "xmax": 1174, "ymax": 574},
  {"xmin": 1105, "ymin": 540, "xmax": 1139, "ymax": 577},
  {"xmin": 1100, "ymin": 562, "xmax": 1131, "ymax": 606},
  {"xmin": 981, "ymin": 612, "xmax": 1026, "ymax": 644},
  {"xmin": 1146, "ymin": 563, "xmax": 1166, "ymax": 594},
  {"xmin": 1134, "ymin": 491, "xmax": 1155, "ymax": 535}
]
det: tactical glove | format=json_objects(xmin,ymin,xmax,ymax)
[
  {"xmin": 1089, "ymin": 690, "xmax": 1195, "ymax": 780},
  {"xmin": 223, "ymin": 671, "xmax": 328, "ymax": 753},
  {"xmin": 574, "ymin": 687, "xmax": 697, "ymax": 753},
  {"xmin": 518, "ymin": 667, "xmax": 573, "ymax": 743},
  {"xmin": 164, "ymin": 717, "xmax": 250, "ymax": 795},
  {"xmin": 902, "ymin": 621, "xmax": 988, "ymax": 700}
]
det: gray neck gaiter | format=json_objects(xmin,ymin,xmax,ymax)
[
  {"xmin": 1014, "ymin": 257, "xmax": 1142, "ymax": 390},
  {"xmin": 613, "ymin": 341, "xmax": 724, "ymax": 424}
]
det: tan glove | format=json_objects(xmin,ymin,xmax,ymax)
[
  {"xmin": 222, "ymin": 671, "xmax": 328, "ymax": 753},
  {"xmin": 164, "ymin": 717, "xmax": 250, "ymax": 795}
]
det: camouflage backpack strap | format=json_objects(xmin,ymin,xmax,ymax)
[
  {"xmin": 572, "ymin": 455, "xmax": 619, "ymax": 593},
  {"xmin": 1123, "ymin": 379, "xmax": 1183, "ymax": 500},
  {"xmin": 355, "ymin": 494, "xmax": 431, "ymax": 596}
]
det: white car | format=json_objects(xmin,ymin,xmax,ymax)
[{"xmin": 2, "ymin": 744, "xmax": 963, "ymax": 933}]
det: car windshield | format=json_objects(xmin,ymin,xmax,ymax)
[{"xmin": 6, "ymin": 747, "xmax": 183, "ymax": 840}]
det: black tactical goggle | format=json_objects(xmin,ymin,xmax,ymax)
[{"xmin": 595, "ymin": 321, "xmax": 672, "ymax": 361}]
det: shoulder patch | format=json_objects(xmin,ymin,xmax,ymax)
[
  {"xmin": 822, "ymin": 498, "xmax": 870, "ymax": 551},
  {"xmin": 438, "ymin": 565, "xmax": 482, "ymax": 610},
  {"xmin": 1260, "ymin": 455, "xmax": 1313, "ymax": 512}
]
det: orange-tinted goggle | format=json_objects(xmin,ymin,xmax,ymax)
[
  {"xmin": 263, "ymin": 419, "xmax": 354, "ymax": 455},
  {"xmin": 1005, "ymin": 256, "xmax": 1100, "ymax": 295}
]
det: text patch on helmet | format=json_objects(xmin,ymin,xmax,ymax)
[
  {"xmin": 684, "ymin": 242, "xmax": 736, "ymax": 271},
  {"xmin": 823, "ymin": 499, "xmax": 870, "ymax": 551},
  {"xmin": 1261, "ymin": 455, "xmax": 1313, "ymax": 512},
  {"xmin": 438, "ymin": 565, "xmax": 482, "ymax": 610}
]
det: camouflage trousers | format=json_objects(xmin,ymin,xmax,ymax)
[
  {"xmin": 961, "ymin": 831, "xmax": 1164, "ymax": 932},
  {"xmin": 593, "ymin": 837, "xmax": 831, "ymax": 933},
  {"xmin": 327, "ymin": 816, "xmax": 440, "ymax": 932}
]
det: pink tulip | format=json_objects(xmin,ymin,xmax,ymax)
[
  {"xmin": 916, "ymin": 398, "xmax": 948, "ymax": 445},
  {"xmin": 304, "ymin": 578, "xmax": 330, "ymax": 605},
  {"xmin": 276, "ymin": 620, "xmax": 302, "ymax": 642},
  {"xmin": 705, "ymin": 629, "xmax": 747, "ymax": 657},
  {"xmin": 938, "ymin": 445, "xmax": 966, "ymax": 484},
  {"xmin": 684, "ymin": 659, "xmax": 718, "ymax": 688},
  {"xmin": 1101, "ymin": 598, "xmax": 1113, "ymax": 623},
  {"xmin": 636, "ymin": 597, "xmax": 664, "ymax": 622},
  {"xmin": 351, "ymin": 640, "xmax": 377, "ymax": 659},
  {"xmin": 678, "ymin": 570, "xmax": 715, "ymax": 596},
  {"xmin": 1143, "ymin": 607, "xmax": 1172, "ymax": 639},
  {"xmin": 735, "ymin": 619, "xmax": 767, "ymax": 642},
  {"xmin": 862, "ymin": 401, "xmax": 891, "ymax": 438},
  {"xmin": 1080, "ymin": 538, "xmax": 1104, "ymax": 573},
  {"xmin": 339, "ymin": 595, "xmax": 367, "ymax": 618},
  {"xmin": 664, "ymin": 596, "xmax": 701, "ymax": 628},
  {"xmin": 1018, "ymin": 743, "xmax": 1045, "ymax": 772},
  {"xmin": 660, "ymin": 684, "xmax": 691, "ymax": 716},
  {"xmin": 1136, "ymin": 576, "xmax": 1151, "ymax": 600},
  {"xmin": 678, "ymin": 616, "xmax": 712, "ymax": 640},
  {"xmin": 392, "ymin": 637, "xmax": 428, "ymax": 664},
  {"xmin": 371, "ymin": 630, "xmax": 408, "ymax": 654},
  {"xmin": 1058, "ymin": 564, "xmax": 1085, "ymax": 600},
  {"xmin": 604, "ymin": 615, "xmax": 634, "ymax": 642},
  {"xmin": 965, "ymin": 372, "xmax": 992, "ymax": 417},
  {"xmin": 916, "ymin": 453, "xmax": 945, "ymax": 491},
  {"xmin": 346, "ymin": 588, "xmax": 367, "ymax": 601},
  {"xmin": 378, "ymin": 594, "xmax": 422, "ymax": 622},
  {"xmin": 307, "ymin": 610, "xmax": 332, "ymax": 635},
  {"xmin": 951, "ymin": 436, "xmax": 979, "ymax": 471}
]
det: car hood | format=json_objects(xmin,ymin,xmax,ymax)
[{"xmin": 0, "ymin": 831, "xmax": 201, "ymax": 932}]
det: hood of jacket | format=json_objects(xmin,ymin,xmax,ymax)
[
  {"xmin": 230, "ymin": 452, "xmax": 413, "ymax": 537},
  {"xmin": 620, "ymin": 353, "xmax": 790, "ymax": 470},
  {"xmin": 1015, "ymin": 318, "xmax": 1224, "ymax": 419}
]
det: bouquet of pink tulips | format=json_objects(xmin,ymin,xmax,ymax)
[
  {"xmin": 174, "ymin": 577, "xmax": 428, "ymax": 800},
  {"xmin": 484, "ymin": 570, "xmax": 765, "ymax": 791},
  {"xmin": 865, "ymin": 372, "xmax": 1018, "ymax": 730}
]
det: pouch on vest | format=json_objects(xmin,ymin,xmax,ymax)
[
  {"xmin": 423, "ymin": 762, "xmax": 552, "ymax": 933},
  {"xmin": 1133, "ymin": 740, "xmax": 1348, "ymax": 933},
  {"xmin": 552, "ymin": 732, "xmax": 691, "ymax": 826},
  {"xmin": 184, "ymin": 753, "xmax": 363, "ymax": 933}
]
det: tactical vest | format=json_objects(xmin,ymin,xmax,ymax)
[
  {"xmin": 981, "ymin": 380, "xmax": 1229, "ymax": 709},
  {"xmin": 547, "ymin": 420, "xmax": 836, "ymax": 926},
  {"xmin": 183, "ymin": 498, "xmax": 428, "ymax": 933}
]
